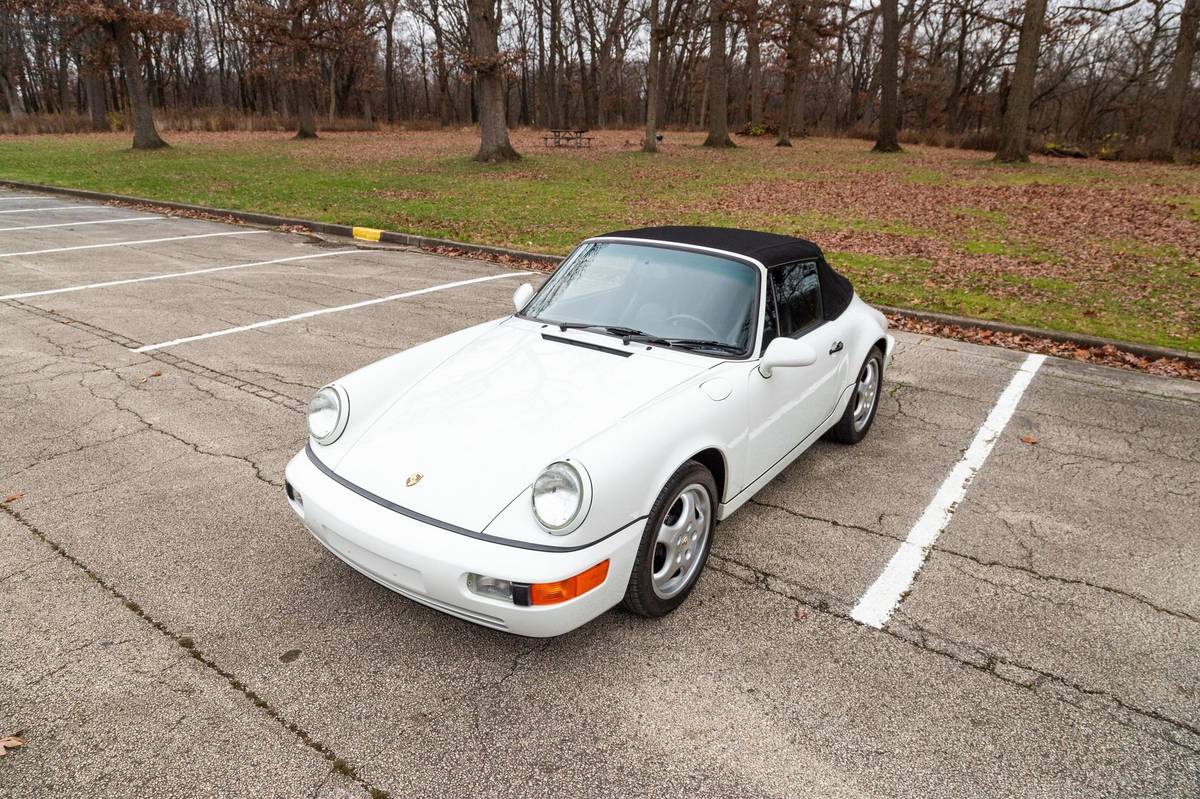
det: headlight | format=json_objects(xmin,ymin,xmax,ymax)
[
  {"xmin": 308, "ymin": 384, "xmax": 349, "ymax": 445},
  {"xmin": 532, "ymin": 461, "xmax": 589, "ymax": 534}
]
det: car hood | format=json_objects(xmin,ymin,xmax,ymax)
[{"xmin": 330, "ymin": 321, "xmax": 711, "ymax": 532}]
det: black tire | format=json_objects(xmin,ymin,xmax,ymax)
[
  {"xmin": 622, "ymin": 460, "xmax": 718, "ymax": 618},
  {"xmin": 825, "ymin": 346, "xmax": 884, "ymax": 445}
]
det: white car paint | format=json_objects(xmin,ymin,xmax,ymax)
[{"xmin": 285, "ymin": 236, "xmax": 893, "ymax": 637}]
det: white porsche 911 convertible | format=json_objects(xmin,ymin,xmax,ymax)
[{"xmin": 285, "ymin": 226, "xmax": 894, "ymax": 636}]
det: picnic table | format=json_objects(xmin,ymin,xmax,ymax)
[{"xmin": 542, "ymin": 128, "xmax": 593, "ymax": 147}]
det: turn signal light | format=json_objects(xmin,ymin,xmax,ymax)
[{"xmin": 530, "ymin": 560, "xmax": 610, "ymax": 606}]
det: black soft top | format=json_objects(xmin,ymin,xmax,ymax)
[{"xmin": 598, "ymin": 225, "xmax": 855, "ymax": 320}]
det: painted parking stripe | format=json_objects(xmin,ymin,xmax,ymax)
[
  {"xmin": 850, "ymin": 353, "xmax": 1046, "ymax": 629},
  {"xmin": 0, "ymin": 196, "xmax": 41, "ymax": 201},
  {"xmin": 0, "ymin": 205, "xmax": 98, "ymax": 215},
  {"xmin": 0, "ymin": 216, "xmax": 162, "ymax": 233},
  {"xmin": 133, "ymin": 272, "xmax": 526, "ymax": 353},
  {"xmin": 1, "ymin": 249, "xmax": 363, "ymax": 300},
  {"xmin": 0, "ymin": 230, "xmax": 265, "ymax": 259}
]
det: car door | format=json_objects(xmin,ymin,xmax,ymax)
[{"xmin": 744, "ymin": 260, "xmax": 850, "ymax": 480}]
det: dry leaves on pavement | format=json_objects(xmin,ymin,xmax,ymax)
[
  {"xmin": 887, "ymin": 314, "xmax": 1200, "ymax": 381},
  {"xmin": 0, "ymin": 735, "xmax": 24, "ymax": 756}
]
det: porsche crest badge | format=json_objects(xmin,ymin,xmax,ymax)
[{"xmin": 406, "ymin": 472, "xmax": 423, "ymax": 487}]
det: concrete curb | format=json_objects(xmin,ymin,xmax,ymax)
[
  {"xmin": 873, "ymin": 305, "xmax": 1198, "ymax": 362},
  {"xmin": 2, "ymin": 178, "xmax": 1195, "ymax": 364}
]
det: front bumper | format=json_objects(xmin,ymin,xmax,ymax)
[{"xmin": 284, "ymin": 450, "xmax": 642, "ymax": 637}]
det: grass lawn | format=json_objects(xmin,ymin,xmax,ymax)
[{"xmin": 0, "ymin": 128, "xmax": 1196, "ymax": 351}]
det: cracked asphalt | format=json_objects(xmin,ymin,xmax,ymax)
[{"xmin": 1, "ymin": 190, "xmax": 1197, "ymax": 798}]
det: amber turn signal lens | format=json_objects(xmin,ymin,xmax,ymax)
[{"xmin": 529, "ymin": 560, "xmax": 610, "ymax": 606}]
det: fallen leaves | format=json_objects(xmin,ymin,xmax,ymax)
[
  {"xmin": 136, "ymin": 370, "xmax": 163, "ymax": 385},
  {"xmin": 0, "ymin": 735, "xmax": 24, "ymax": 756},
  {"xmin": 887, "ymin": 313, "xmax": 1200, "ymax": 382},
  {"xmin": 422, "ymin": 244, "xmax": 557, "ymax": 274},
  {"xmin": 2, "ymin": 490, "xmax": 24, "ymax": 504},
  {"xmin": 1020, "ymin": 435, "xmax": 1040, "ymax": 445}
]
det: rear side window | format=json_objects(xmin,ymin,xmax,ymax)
[{"xmin": 770, "ymin": 261, "xmax": 822, "ymax": 337}]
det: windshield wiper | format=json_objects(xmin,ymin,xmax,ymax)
[
  {"xmin": 664, "ymin": 338, "xmax": 744, "ymax": 354},
  {"xmin": 556, "ymin": 322, "xmax": 671, "ymax": 346},
  {"xmin": 557, "ymin": 321, "xmax": 643, "ymax": 337},
  {"xmin": 552, "ymin": 323, "xmax": 739, "ymax": 354}
]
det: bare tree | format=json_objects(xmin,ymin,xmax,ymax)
[
  {"xmin": 995, "ymin": 0, "xmax": 1048, "ymax": 162},
  {"xmin": 703, "ymin": 0, "xmax": 734, "ymax": 147},
  {"xmin": 873, "ymin": 0, "xmax": 901, "ymax": 151},
  {"xmin": 644, "ymin": 0, "xmax": 661, "ymax": 151},
  {"xmin": 1148, "ymin": 0, "xmax": 1199, "ymax": 161},
  {"xmin": 3, "ymin": 0, "xmax": 1196, "ymax": 159},
  {"xmin": 777, "ymin": 0, "xmax": 804, "ymax": 146},
  {"xmin": 289, "ymin": 0, "xmax": 318, "ymax": 137},
  {"xmin": 743, "ymin": 0, "xmax": 762, "ymax": 130},
  {"xmin": 467, "ymin": 0, "xmax": 518, "ymax": 162}
]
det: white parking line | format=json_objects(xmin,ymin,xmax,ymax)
[
  {"xmin": 0, "ymin": 205, "xmax": 97, "ymax": 215},
  {"xmin": 133, "ymin": 272, "xmax": 526, "ymax": 352},
  {"xmin": 0, "ymin": 216, "xmax": 162, "ymax": 233},
  {"xmin": 0, "ymin": 196, "xmax": 41, "ymax": 201},
  {"xmin": 1, "ymin": 249, "xmax": 363, "ymax": 300},
  {"xmin": 0, "ymin": 230, "xmax": 265, "ymax": 259},
  {"xmin": 850, "ymin": 353, "xmax": 1046, "ymax": 629}
]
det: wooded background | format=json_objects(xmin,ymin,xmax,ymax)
[{"xmin": 1, "ymin": 0, "xmax": 1197, "ymax": 161}]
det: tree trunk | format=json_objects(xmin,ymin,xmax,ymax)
[
  {"xmin": 873, "ymin": 0, "xmax": 901, "ymax": 152},
  {"xmin": 1148, "ymin": 0, "xmax": 1199, "ymax": 161},
  {"xmin": 1, "ymin": 73, "xmax": 25, "ymax": 120},
  {"xmin": 384, "ymin": 17, "xmax": 396, "ymax": 123},
  {"xmin": 946, "ymin": 4, "xmax": 968, "ymax": 133},
  {"xmin": 469, "ymin": 0, "xmax": 519, "ymax": 162},
  {"xmin": 291, "ymin": 6, "xmax": 317, "ymax": 138},
  {"xmin": 994, "ymin": 0, "xmax": 1048, "ymax": 162},
  {"xmin": 702, "ymin": 0, "xmax": 734, "ymax": 147},
  {"xmin": 776, "ymin": 0, "xmax": 803, "ymax": 146},
  {"xmin": 643, "ymin": 0, "xmax": 661, "ymax": 152},
  {"xmin": 746, "ymin": 0, "xmax": 762, "ymax": 130},
  {"xmin": 109, "ymin": 18, "xmax": 166, "ymax": 149},
  {"xmin": 85, "ymin": 69, "xmax": 108, "ymax": 130}
]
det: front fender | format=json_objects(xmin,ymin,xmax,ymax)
[
  {"xmin": 308, "ymin": 317, "xmax": 507, "ymax": 467},
  {"xmin": 483, "ymin": 365, "xmax": 747, "ymax": 549}
]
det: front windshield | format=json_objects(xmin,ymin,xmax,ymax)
[{"xmin": 522, "ymin": 241, "xmax": 759, "ymax": 356}]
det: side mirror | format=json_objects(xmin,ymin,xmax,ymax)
[
  {"xmin": 512, "ymin": 282, "xmax": 535, "ymax": 312},
  {"xmin": 758, "ymin": 337, "xmax": 817, "ymax": 378}
]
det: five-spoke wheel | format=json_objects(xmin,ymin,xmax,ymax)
[
  {"xmin": 623, "ymin": 461, "xmax": 718, "ymax": 617},
  {"xmin": 651, "ymin": 483, "xmax": 711, "ymax": 599}
]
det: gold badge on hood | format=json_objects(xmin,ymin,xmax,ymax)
[{"xmin": 405, "ymin": 472, "xmax": 423, "ymax": 487}]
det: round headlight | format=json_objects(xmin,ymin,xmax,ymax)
[
  {"xmin": 532, "ymin": 462, "xmax": 585, "ymax": 533},
  {"xmin": 308, "ymin": 385, "xmax": 348, "ymax": 445}
]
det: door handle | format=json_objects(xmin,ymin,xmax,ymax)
[{"xmin": 829, "ymin": 341, "xmax": 844, "ymax": 355}]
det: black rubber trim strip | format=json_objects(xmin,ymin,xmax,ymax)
[
  {"xmin": 512, "ymin": 583, "xmax": 532, "ymax": 606},
  {"xmin": 305, "ymin": 444, "xmax": 645, "ymax": 553},
  {"xmin": 540, "ymin": 332, "xmax": 633, "ymax": 357}
]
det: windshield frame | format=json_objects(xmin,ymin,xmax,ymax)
[{"xmin": 517, "ymin": 237, "xmax": 766, "ymax": 361}]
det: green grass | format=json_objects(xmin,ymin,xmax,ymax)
[
  {"xmin": 960, "ymin": 236, "xmax": 1062, "ymax": 263},
  {"xmin": 0, "ymin": 131, "xmax": 1196, "ymax": 351}
]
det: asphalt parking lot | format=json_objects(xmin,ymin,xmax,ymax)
[{"xmin": 1, "ymin": 189, "xmax": 1197, "ymax": 798}]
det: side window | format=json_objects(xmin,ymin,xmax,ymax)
[
  {"xmin": 762, "ymin": 278, "xmax": 780, "ymax": 349},
  {"xmin": 770, "ymin": 261, "xmax": 822, "ymax": 338}
]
